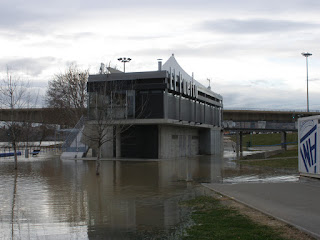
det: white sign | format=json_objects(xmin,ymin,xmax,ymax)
[{"xmin": 298, "ymin": 116, "xmax": 319, "ymax": 175}]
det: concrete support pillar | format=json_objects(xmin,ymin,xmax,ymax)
[
  {"xmin": 199, "ymin": 128, "xmax": 222, "ymax": 155},
  {"xmin": 116, "ymin": 126, "xmax": 121, "ymax": 158},
  {"xmin": 101, "ymin": 126, "xmax": 114, "ymax": 158},
  {"xmin": 179, "ymin": 72, "xmax": 182, "ymax": 121},
  {"xmin": 194, "ymin": 99, "xmax": 197, "ymax": 123},
  {"xmin": 186, "ymin": 158, "xmax": 192, "ymax": 182},
  {"xmin": 113, "ymin": 160, "xmax": 121, "ymax": 185},
  {"xmin": 179, "ymin": 94, "xmax": 182, "ymax": 121},
  {"xmin": 236, "ymin": 131, "xmax": 243, "ymax": 157},
  {"xmin": 163, "ymin": 89, "xmax": 168, "ymax": 119},
  {"xmin": 281, "ymin": 131, "xmax": 287, "ymax": 150},
  {"xmin": 92, "ymin": 148, "xmax": 97, "ymax": 157}
]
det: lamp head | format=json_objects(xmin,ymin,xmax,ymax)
[
  {"xmin": 118, "ymin": 57, "xmax": 131, "ymax": 62},
  {"xmin": 301, "ymin": 52, "xmax": 312, "ymax": 57}
]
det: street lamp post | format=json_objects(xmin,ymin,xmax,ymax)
[
  {"xmin": 301, "ymin": 52, "xmax": 312, "ymax": 112},
  {"xmin": 117, "ymin": 57, "xmax": 131, "ymax": 73}
]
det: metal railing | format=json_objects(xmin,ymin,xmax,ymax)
[
  {"xmin": 223, "ymin": 108, "xmax": 320, "ymax": 112},
  {"xmin": 61, "ymin": 116, "xmax": 86, "ymax": 149},
  {"xmin": 223, "ymin": 121, "xmax": 296, "ymax": 131}
]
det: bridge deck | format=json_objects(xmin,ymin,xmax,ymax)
[{"xmin": 0, "ymin": 108, "xmax": 318, "ymax": 126}]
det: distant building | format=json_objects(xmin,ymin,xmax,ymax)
[{"xmin": 86, "ymin": 54, "xmax": 223, "ymax": 159}]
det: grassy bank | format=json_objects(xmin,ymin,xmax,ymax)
[
  {"xmin": 228, "ymin": 132, "xmax": 299, "ymax": 169},
  {"xmin": 230, "ymin": 132, "xmax": 298, "ymax": 147},
  {"xmin": 241, "ymin": 147, "xmax": 298, "ymax": 169},
  {"xmin": 181, "ymin": 196, "xmax": 290, "ymax": 240}
]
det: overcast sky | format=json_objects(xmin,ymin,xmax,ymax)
[{"xmin": 1, "ymin": 0, "xmax": 320, "ymax": 110}]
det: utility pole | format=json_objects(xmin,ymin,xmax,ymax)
[{"xmin": 301, "ymin": 52, "xmax": 312, "ymax": 112}]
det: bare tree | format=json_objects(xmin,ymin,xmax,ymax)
[
  {"xmin": 46, "ymin": 64, "xmax": 88, "ymax": 126},
  {"xmin": 21, "ymin": 89, "xmax": 41, "ymax": 156},
  {"xmin": 83, "ymin": 80, "xmax": 140, "ymax": 175},
  {"xmin": 0, "ymin": 69, "xmax": 32, "ymax": 169}
]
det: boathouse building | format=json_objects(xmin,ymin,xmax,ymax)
[{"xmin": 86, "ymin": 55, "xmax": 223, "ymax": 159}]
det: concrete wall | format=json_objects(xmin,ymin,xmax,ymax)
[
  {"xmin": 158, "ymin": 125, "xmax": 199, "ymax": 159},
  {"xmin": 199, "ymin": 128, "xmax": 222, "ymax": 155},
  {"xmin": 114, "ymin": 124, "xmax": 222, "ymax": 159},
  {"xmin": 82, "ymin": 124, "xmax": 115, "ymax": 158},
  {"xmin": 100, "ymin": 126, "xmax": 114, "ymax": 158},
  {"xmin": 84, "ymin": 121, "xmax": 222, "ymax": 159}
]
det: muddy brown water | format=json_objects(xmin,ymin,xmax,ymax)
[{"xmin": 0, "ymin": 150, "xmax": 298, "ymax": 239}]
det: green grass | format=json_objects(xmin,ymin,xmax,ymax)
[
  {"xmin": 231, "ymin": 133, "xmax": 298, "ymax": 147},
  {"xmin": 241, "ymin": 147, "xmax": 298, "ymax": 169},
  {"xmin": 269, "ymin": 147, "xmax": 298, "ymax": 159},
  {"xmin": 181, "ymin": 196, "xmax": 288, "ymax": 240}
]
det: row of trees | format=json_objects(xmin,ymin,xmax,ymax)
[
  {"xmin": 0, "ymin": 65, "xmax": 88, "ymax": 170},
  {"xmin": 47, "ymin": 65, "xmax": 140, "ymax": 175},
  {"xmin": 1, "ymin": 64, "xmax": 129, "ymax": 175},
  {"xmin": 0, "ymin": 69, "xmax": 37, "ymax": 169},
  {"xmin": 46, "ymin": 65, "xmax": 110, "ymax": 175},
  {"xmin": 46, "ymin": 65, "xmax": 88, "ymax": 125}
]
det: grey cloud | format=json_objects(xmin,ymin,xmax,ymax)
[
  {"xmin": 0, "ymin": 57, "xmax": 58, "ymax": 76},
  {"xmin": 2, "ymin": 0, "xmax": 320, "ymax": 33},
  {"xmin": 201, "ymin": 19, "xmax": 319, "ymax": 34},
  {"xmin": 0, "ymin": 1, "xmax": 88, "ymax": 32},
  {"xmin": 309, "ymin": 78, "xmax": 320, "ymax": 82},
  {"xmin": 221, "ymin": 90, "xmax": 300, "ymax": 110},
  {"xmin": 0, "ymin": 5, "xmax": 54, "ymax": 32},
  {"xmin": 23, "ymin": 32, "xmax": 98, "ymax": 48},
  {"xmin": 55, "ymin": 32, "xmax": 97, "ymax": 40},
  {"xmin": 249, "ymin": 79, "xmax": 286, "ymax": 88},
  {"xmin": 129, "ymin": 41, "xmax": 294, "ymax": 60},
  {"xmin": 216, "ymin": 83, "xmax": 315, "ymax": 110},
  {"xmin": 0, "ymin": 3, "xmax": 40, "ymax": 28},
  {"xmin": 129, "ymin": 34, "xmax": 171, "ymax": 41},
  {"xmin": 0, "ymin": 0, "xmax": 146, "ymax": 31}
]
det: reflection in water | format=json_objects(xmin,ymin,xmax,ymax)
[
  {"xmin": 0, "ymin": 151, "xmax": 297, "ymax": 239},
  {"xmin": 0, "ymin": 153, "xmax": 223, "ymax": 239},
  {"xmin": 11, "ymin": 171, "xmax": 17, "ymax": 239}
]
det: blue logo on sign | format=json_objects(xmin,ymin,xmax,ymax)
[{"xmin": 300, "ymin": 125, "xmax": 317, "ymax": 173}]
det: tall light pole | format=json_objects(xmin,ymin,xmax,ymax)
[
  {"xmin": 117, "ymin": 57, "xmax": 131, "ymax": 73},
  {"xmin": 301, "ymin": 52, "xmax": 312, "ymax": 112}
]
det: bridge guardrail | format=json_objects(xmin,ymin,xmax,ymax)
[{"xmin": 223, "ymin": 121, "xmax": 297, "ymax": 130}]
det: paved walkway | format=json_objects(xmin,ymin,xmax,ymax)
[{"xmin": 203, "ymin": 178, "xmax": 320, "ymax": 239}]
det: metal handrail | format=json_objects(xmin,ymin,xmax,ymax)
[{"xmin": 62, "ymin": 116, "xmax": 86, "ymax": 149}]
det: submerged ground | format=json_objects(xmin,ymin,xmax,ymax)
[{"xmin": 0, "ymin": 134, "xmax": 311, "ymax": 239}]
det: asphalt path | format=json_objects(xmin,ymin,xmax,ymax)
[{"xmin": 203, "ymin": 178, "xmax": 320, "ymax": 239}]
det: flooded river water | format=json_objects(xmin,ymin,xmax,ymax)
[{"xmin": 0, "ymin": 150, "xmax": 298, "ymax": 239}]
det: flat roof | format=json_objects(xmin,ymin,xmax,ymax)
[{"xmin": 88, "ymin": 71, "xmax": 168, "ymax": 82}]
